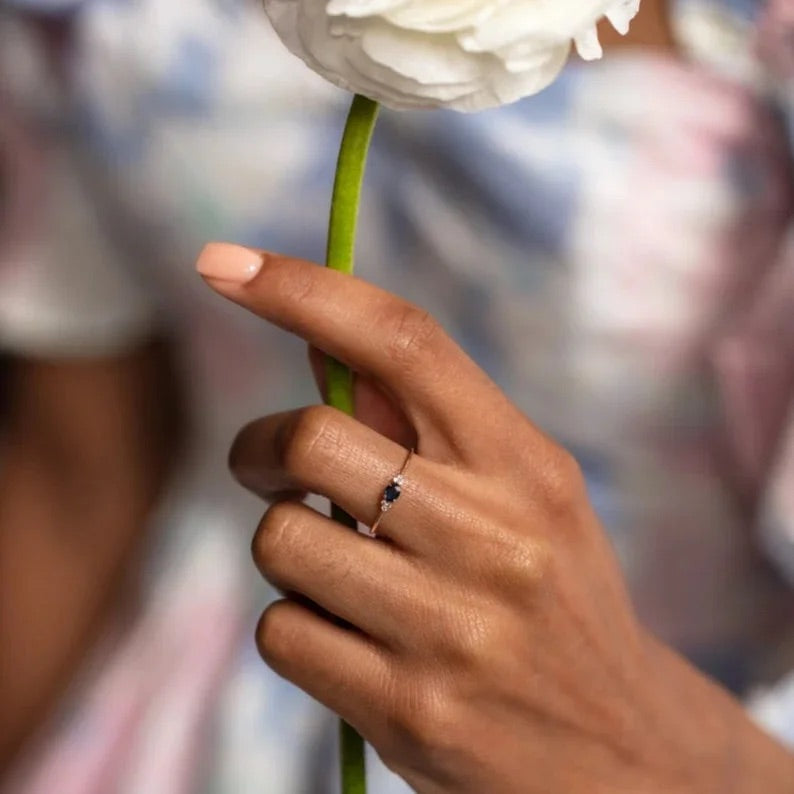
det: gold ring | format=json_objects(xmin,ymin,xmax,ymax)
[{"xmin": 370, "ymin": 448, "xmax": 414, "ymax": 537}]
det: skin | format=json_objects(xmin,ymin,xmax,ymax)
[
  {"xmin": 0, "ymin": 0, "xmax": 788, "ymax": 786},
  {"xmin": 0, "ymin": 343, "xmax": 182, "ymax": 767},
  {"xmin": 196, "ymin": 247, "xmax": 794, "ymax": 794},
  {"xmin": 600, "ymin": 0, "xmax": 676, "ymax": 53}
]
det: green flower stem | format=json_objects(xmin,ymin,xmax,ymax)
[
  {"xmin": 326, "ymin": 93, "xmax": 380, "ymax": 415},
  {"xmin": 325, "ymin": 93, "xmax": 379, "ymax": 794}
]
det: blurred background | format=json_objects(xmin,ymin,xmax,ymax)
[{"xmin": 1, "ymin": 0, "xmax": 794, "ymax": 792}]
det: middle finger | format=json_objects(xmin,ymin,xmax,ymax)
[{"xmin": 253, "ymin": 500, "xmax": 436, "ymax": 647}]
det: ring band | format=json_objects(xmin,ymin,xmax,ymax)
[{"xmin": 370, "ymin": 448, "xmax": 414, "ymax": 537}]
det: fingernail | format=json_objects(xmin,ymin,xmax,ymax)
[{"xmin": 196, "ymin": 242, "xmax": 264, "ymax": 284}]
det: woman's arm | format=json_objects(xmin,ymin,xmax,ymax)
[
  {"xmin": 198, "ymin": 242, "xmax": 794, "ymax": 794},
  {"xmin": 0, "ymin": 340, "xmax": 182, "ymax": 768}
]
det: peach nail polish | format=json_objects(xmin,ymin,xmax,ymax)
[{"xmin": 196, "ymin": 242, "xmax": 264, "ymax": 284}]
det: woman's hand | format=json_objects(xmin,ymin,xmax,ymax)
[{"xmin": 198, "ymin": 242, "xmax": 794, "ymax": 794}]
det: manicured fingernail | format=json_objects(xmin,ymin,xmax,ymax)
[{"xmin": 196, "ymin": 242, "xmax": 264, "ymax": 284}]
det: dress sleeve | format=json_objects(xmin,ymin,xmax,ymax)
[
  {"xmin": 0, "ymin": 119, "xmax": 158, "ymax": 359},
  {"xmin": 0, "ymin": 12, "xmax": 158, "ymax": 359}
]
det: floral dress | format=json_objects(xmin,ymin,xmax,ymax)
[{"xmin": 1, "ymin": 0, "xmax": 793, "ymax": 791}]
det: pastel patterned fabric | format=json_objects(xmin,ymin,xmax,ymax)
[{"xmin": 1, "ymin": 1, "xmax": 794, "ymax": 791}]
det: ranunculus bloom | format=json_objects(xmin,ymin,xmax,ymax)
[{"xmin": 263, "ymin": 0, "xmax": 641, "ymax": 111}]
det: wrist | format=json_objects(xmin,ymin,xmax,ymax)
[{"xmin": 635, "ymin": 631, "xmax": 794, "ymax": 794}]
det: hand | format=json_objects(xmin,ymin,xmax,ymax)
[{"xmin": 198, "ymin": 242, "xmax": 794, "ymax": 794}]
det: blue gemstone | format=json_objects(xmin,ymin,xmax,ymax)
[{"xmin": 384, "ymin": 484, "xmax": 401, "ymax": 503}]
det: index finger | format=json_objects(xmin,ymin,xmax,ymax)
[{"xmin": 196, "ymin": 242, "xmax": 506, "ymax": 453}]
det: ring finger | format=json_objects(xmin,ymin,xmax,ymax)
[{"xmin": 230, "ymin": 404, "xmax": 452, "ymax": 551}]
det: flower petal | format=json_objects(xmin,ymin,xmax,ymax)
[{"xmin": 262, "ymin": 0, "xmax": 642, "ymax": 111}]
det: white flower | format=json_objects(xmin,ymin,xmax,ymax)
[{"xmin": 263, "ymin": 0, "xmax": 641, "ymax": 112}]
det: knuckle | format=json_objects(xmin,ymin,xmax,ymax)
[
  {"xmin": 255, "ymin": 600, "xmax": 298, "ymax": 670},
  {"xmin": 491, "ymin": 536, "xmax": 558, "ymax": 610},
  {"xmin": 539, "ymin": 444, "xmax": 584, "ymax": 517},
  {"xmin": 385, "ymin": 304, "xmax": 443, "ymax": 371},
  {"xmin": 252, "ymin": 501, "xmax": 300, "ymax": 574},
  {"xmin": 442, "ymin": 600, "xmax": 505, "ymax": 669},
  {"xmin": 469, "ymin": 515, "xmax": 552, "ymax": 597},
  {"xmin": 278, "ymin": 405, "xmax": 341, "ymax": 476},
  {"xmin": 499, "ymin": 536, "xmax": 555, "ymax": 593},
  {"xmin": 389, "ymin": 681, "xmax": 462, "ymax": 757}
]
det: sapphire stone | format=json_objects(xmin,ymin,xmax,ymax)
[{"xmin": 384, "ymin": 484, "xmax": 401, "ymax": 504}]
